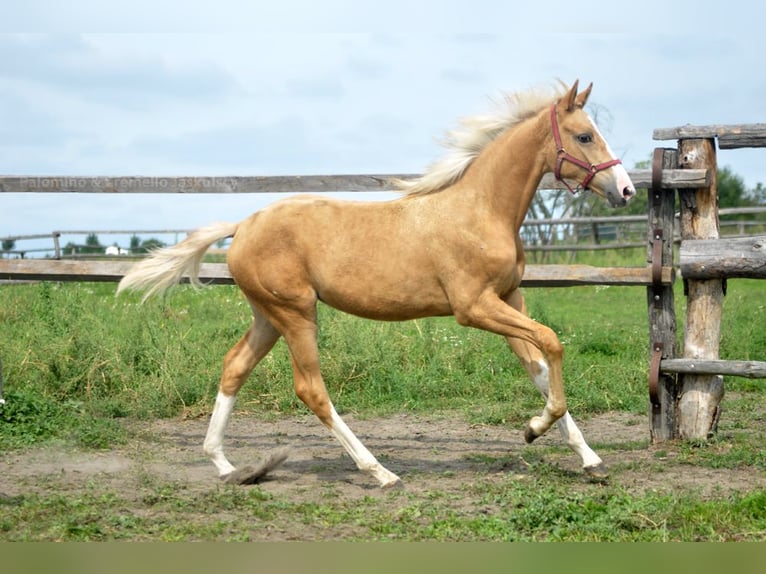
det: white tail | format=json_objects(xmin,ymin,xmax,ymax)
[{"xmin": 117, "ymin": 221, "xmax": 239, "ymax": 301}]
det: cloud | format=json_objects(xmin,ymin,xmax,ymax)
[
  {"xmin": 344, "ymin": 54, "xmax": 390, "ymax": 81},
  {"xmin": 0, "ymin": 34, "xmax": 240, "ymax": 109},
  {"xmin": 0, "ymin": 34, "xmax": 249, "ymax": 173},
  {"xmin": 440, "ymin": 67, "xmax": 486, "ymax": 86},
  {"xmin": 3, "ymin": 27, "xmax": 766, "ymax": 246},
  {"xmin": 0, "ymin": 90, "xmax": 70, "ymax": 147},
  {"xmin": 285, "ymin": 75, "xmax": 345, "ymax": 100},
  {"xmin": 128, "ymin": 118, "xmax": 333, "ymax": 174}
]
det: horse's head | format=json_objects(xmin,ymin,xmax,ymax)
[{"xmin": 549, "ymin": 81, "xmax": 635, "ymax": 207}]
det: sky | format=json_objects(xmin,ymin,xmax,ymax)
[{"xmin": 2, "ymin": 1, "xmax": 765, "ymax": 255}]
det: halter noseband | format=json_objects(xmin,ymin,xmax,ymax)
[{"xmin": 550, "ymin": 104, "xmax": 622, "ymax": 194}]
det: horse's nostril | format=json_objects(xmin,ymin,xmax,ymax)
[{"xmin": 623, "ymin": 187, "xmax": 636, "ymax": 199}]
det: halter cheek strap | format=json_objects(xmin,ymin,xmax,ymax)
[{"xmin": 550, "ymin": 104, "xmax": 622, "ymax": 194}]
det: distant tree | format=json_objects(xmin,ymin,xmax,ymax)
[
  {"xmin": 583, "ymin": 162, "xmax": 758, "ymax": 216},
  {"xmin": 750, "ymin": 182, "xmax": 766, "ymax": 206},
  {"xmin": 717, "ymin": 166, "xmax": 749, "ymax": 208},
  {"xmin": 716, "ymin": 166, "xmax": 766, "ymax": 229},
  {"xmin": 140, "ymin": 238, "xmax": 166, "ymax": 252},
  {"xmin": 1, "ymin": 238, "xmax": 15, "ymax": 254},
  {"xmin": 535, "ymin": 160, "xmax": 766, "ymax": 255},
  {"xmin": 130, "ymin": 237, "xmax": 166, "ymax": 254},
  {"xmin": 80, "ymin": 233, "xmax": 104, "ymax": 255}
]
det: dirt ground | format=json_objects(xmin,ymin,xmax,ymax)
[{"xmin": 3, "ymin": 409, "xmax": 764, "ymax": 513}]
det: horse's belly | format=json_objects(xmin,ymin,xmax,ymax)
[{"xmin": 316, "ymin": 277, "xmax": 452, "ymax": 321}]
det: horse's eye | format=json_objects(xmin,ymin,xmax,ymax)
[{"xmin": 576, "ymin": 133, "xmax": 593, "ymax": 144}]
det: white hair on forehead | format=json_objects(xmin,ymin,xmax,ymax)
[{"xmin": 587, "ymin": 115, "xmax": 618, "ymax": 158}]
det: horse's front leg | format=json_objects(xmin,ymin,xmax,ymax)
[
  {"xmin": 505, "ymin": 290, "xmax": 608, "ymax": 478},
  {"xmin": 454, "ymin": 290, "xmax": 568, "ymax": 439}
]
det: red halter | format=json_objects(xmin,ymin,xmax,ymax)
[{"xmin": 550, "ymin": 104, "xmax": 622, "ymax": 194}]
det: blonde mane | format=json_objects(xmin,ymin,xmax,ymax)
[{"xmin": 397, "ymin": 83, "xmax": 566, "ymax": 196}]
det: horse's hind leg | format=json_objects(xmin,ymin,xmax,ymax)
[
  {"xmin": 203, "ymin": 307, "xmax": 280, "ymax": 479},
  {"xmin": 505, "ymin": 291, "xmax": 608, "ymax": 478},
  {"xmin": 276, "ymin": 310, "xmax": 402, "ymax": 488}
]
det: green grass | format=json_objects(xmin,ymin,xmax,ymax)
[
  {"xmin": 0, "ymin": 280, "xmax": 650, "ymax": 443},
  {"xmin": 1, "ymin": 277, "xmax": 764, "ymax": 447},
  {"xmin": 1, "ymin": 271, "xmax": 765, "ymax": 541},
  {"xmin": 2, "ymin": 467, "xmax": 765, "ymax": 541}
]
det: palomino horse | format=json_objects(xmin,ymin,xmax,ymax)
[{"xmin": 118, "ymin": 80, "xmax": 635, "ymax": 488}]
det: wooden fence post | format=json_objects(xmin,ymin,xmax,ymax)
[
  {"xmin": 648, "ymin": 148, "xmax": 680, "ymax": 440},
  {"xmin": 53, "ymin": 232, "xmax": 61, "ymax": 260},
  {"xmin": 677, "ymin": 137, "xmax": 725, "ymax": 439}
]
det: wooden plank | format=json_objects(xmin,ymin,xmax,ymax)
[
  {"xmin": 718, "ymin": 134, "xmax": 766, "ymax": 149},
  {"xmin": 0, "ymin": 169, "xmax": 709, "ymax": 194},
  {"xmin": 524, "ymin": 214, "xmax": 647, "ymax": 226},
  {"xmin": 7, "ymin": 206, "xmax": 756, "ymax": 246},
  {"xmin": 627, "ymin": 168, "xmax": 709, "ymax": 189},
  {"xmin": 0, "ymin": 174, "xmax": 417, "ymax": 194},
  {"xmin": 526, "ymin": 241, "xmax": 645, "ymax": 252},
  {"xmin": 677, "ymin": 137, "xmax": 725, "ymax": 440},
  {"xmin": 719, "ymin": 206, "xmax": 766, "ymax": 217},
  {"xmin": 0, "ymin": 232, "xmax": 57, "ymax": 241},
  {"xmin": 653, "ymin": 123, "xmax": 766, "ymax": 148},
  {"xmin": 647, "ymin": 148, "xmax": 680, "ymax": 441},
  {"xmin": 524, "ymin": 241, "xmax": 646, "ymax": 253},
  {"xmin": 661, "ymin": 359, "xmax": 766, "ymax": 379},
  {"xmin": 679, "ymin": 235, "xmax": 766, "ymax": 279},
  {"xmin": 0, "ymin": 259, "xmax": 233, "ymax": 284},
  {"xmin": 0, "ymin": 259, "xmax": 673, "ymax": 287},
  {"xmin": 541, "ymin": 171, "xmax": 707, "ymax": 190},
  {"xmin": 522, "ymin": 265, "xmax": 673, "ymax": 286}
]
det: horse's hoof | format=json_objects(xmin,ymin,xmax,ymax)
[
  {"xmin": 381, "ymin": 478, "xmax": 404, "ymax": 490},
  {"xmin": 223, "ymin": 466, "xmax": 258, "ymax": 485},
  {"xmin": 584, "ymin": 462, "xmax": 609, "ymax": 480},
  {"xmin": 221, "ymin": 447, "xmax": 290, "ymax": 485},
  {"xmin": 524, "ymin": 426, "xmax": 541, "ymax": 444}
]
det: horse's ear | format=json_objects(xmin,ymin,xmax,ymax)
[
  {"xmin": 563, "ymin": 80, "xmax": 580, "ymax": 112},
  {"xmin": 574, "ymin": 82, "xmax": 593, "ymax": 109}
]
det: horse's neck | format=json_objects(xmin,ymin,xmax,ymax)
[{"xmin": 456, "ymin": 115, "xmax": 549, "ymax": 230}]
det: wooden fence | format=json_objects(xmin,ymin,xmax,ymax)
[
  {"xmin": 4, "ymin": 207, "xmax": 764, "ymax": 262},
  {"xmin": 649, "ymin": 124, "xmax": 766, "ymax": 441},
  {"xmin": 1, "ymin": 121, "xmax": 765, "ymax": 442},
  {"xmin": 0, "ymin": 169, "xmax": 693, "ymax": 287}
]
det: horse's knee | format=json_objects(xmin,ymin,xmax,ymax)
[
  {"xmin": 548, "ymin": 398, "xmax": 567, "ymax": 420},
  {"xmin": 538, "ymin": 327, "xmax": 563, "ymax": 361}
]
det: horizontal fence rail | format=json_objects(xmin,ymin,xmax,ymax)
[
  {"xmin": 4, "ymin": 208, "xmax": 764, "ymax": 259},
  {"xmin": 653, "ymin": 123, "xmax": 766, "ymax": 149},
  {"xmin": 660, "ymin": 359, "xmax": 766, "ymax": 379},
  {"xmin": 0, "ymin": 169, "xmax": 710, "ymax": 194},
  {"xmin": 4, "ymin": 166, "xmax": 759, "ymax": 285},
  {"xmin": 0, "ymin": 258, "xmax": 675, "ymax": 287},
  {"xmin": 679, "ymin": 235, "xmax": 766, "ymax": 280}
]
